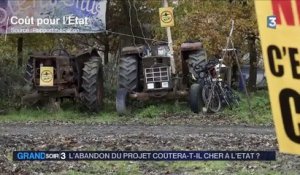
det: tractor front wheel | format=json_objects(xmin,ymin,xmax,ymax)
[
  {"xmin": 189, "ymin": 83, "xmax": 204, "ymax": 113},
  {"xmin": 116, "ymin": 88, "xmax": 129, "ymax": 115}
]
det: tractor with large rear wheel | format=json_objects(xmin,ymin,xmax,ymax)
[
  {"xmin": 116, "ymin": 41, "xmax": 207, "ymax": 114},
  {"xmin": 23, "ymin": 47, "xmax": 104, "ymax": 113}
]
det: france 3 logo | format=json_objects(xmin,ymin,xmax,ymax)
[{"xmin": 267, "ymin": 16, "xmax": 277, "ymax": 29}]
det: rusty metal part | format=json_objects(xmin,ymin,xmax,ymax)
[
  {"xmin": 129, "ymin": 90, "xmax": 188, "ymax": 101},
  {"xmin": 75, "ymin": 48, "xmax": 100, "ymax": 58},
  {"xmin": 31, "ymin": 56, "xmax": 74, "ymax": 87},
  {"xmin": 22, "ymin": 91, "xmax": 42, "ymax": 105},
  {"xmin": 142, "ymin": 56, "xmax": 170, "ymax": 68},
  {"xmin": 181, "ymin": 42, "xmax": 203, "ymax": 52},
  {"xmin": 121, "ymin": 45, "xmax": 145, "ymax": 55},
  {"xmin": 22, "ymin": 88, "xmax": 77, "ymax": 105}
]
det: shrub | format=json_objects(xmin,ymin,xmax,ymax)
[{"xmin": 0, "ymin": 59, "xmax": 26, "ymax": 108}]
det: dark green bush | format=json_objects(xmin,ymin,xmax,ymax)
[{"xmin": 0, "ymin": 59, "xmax": 26, "ymax": 108}]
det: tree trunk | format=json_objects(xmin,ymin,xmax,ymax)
[
  {"xmin": 104, "ymin": 0, "xmax": 110, "ymax": 64},
  {"xmin": 247, "ymin": 34, "xmax": 257, "ymax": 92},
  {"xmin": 226, "ymin": 65, "xmax": 232, "ymax": 87},
  {"xmin": 17, "ymin": 37, "xmax": 23, "ymax": 68},
  {"xmin": 104, "ymin": 36, "xmax": 109, "ymax": 64}
]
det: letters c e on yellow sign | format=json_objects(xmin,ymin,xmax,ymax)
[{"xmin": 255, "ymin": 0, "xmax": 300, "ymax": 155}]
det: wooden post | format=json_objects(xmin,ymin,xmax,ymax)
[
  {"xmin": 163, "ymin": 0, "xmax": 176, "ymax": 74},
  {"xmin": 104, "ymin": 0, "xmax": 110, "ymax": 65},
  {"xmin": 247, "ymin": 33, "xmax": 257, "ymax": 92},
  {"xmin": 227, "ymin": 65, "xmax": 232, "ymax": 87},
  {"xmin": 17, "ymin": 37, "xmax": 23, "ymax": 68}
]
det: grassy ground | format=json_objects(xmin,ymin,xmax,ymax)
[
  {"xmin": 0, "ymin": 100, "xmax": 192, "ymax": 125},
  {"xmin": 0, "ymin": 90, "xmax": 273, "ymax": 125},
  {"xmin": 50, "ymin": 160, "xmax": 294, "ymax": 175},
  {"xmin": 223, "ymin": 90, "xmax": 272, "ymax": 125}
]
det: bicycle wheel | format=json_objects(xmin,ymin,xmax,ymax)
[
  {"xmin": 223, "ymin": 84, "xmax": 240, "ymax": 107},
  {"xmin": 220, "ymin": 88, "xmax": 233, "ymax": 109},
  {"xmin": 202, "ymin": 84, "xmax": 221, "ymax": 113}
]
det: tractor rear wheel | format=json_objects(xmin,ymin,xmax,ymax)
[
  {"xmin": 24, "ymin": 57, "xmax": 33, "ymax": 84},
  {"xmin": 187, "ymin": 49, "xmax": 207, "ymax": 79},
  {"xmin": 118, "ymin": 55, "xmax": 139, "ymax": 91},
  {"xmin": 81, "ymin": 57, "xmax": 104, "ymax": 113}
]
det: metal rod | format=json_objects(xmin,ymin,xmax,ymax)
[
  {"xmin": 220, "ymin": 20, "xmax": 253, "ymax": 117},
  {"xmin": 230, "ymin": 39, "xmax": 254, "ymax": 117}
]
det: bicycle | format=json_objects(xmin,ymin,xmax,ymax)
[{"xmin": 193, "ymin": 59, "xmax": 239, "ymax": 113}]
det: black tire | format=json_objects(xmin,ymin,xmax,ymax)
[
  {"xmin": 118, "ymin": 55, "xmax": 139, "ymax": 91},
  {"xmin": 202, "ymin": 84, "xmax": 221, "ymax": 113},
  {"xmin": 81, "ymin": 57, "xmax": 104, "ymax": 113},
  {"xmin": 189, "ymin": 84, "xmax": 204, "ymax": 113},
  {"xmin": 24, "ymin": 57, "xmax": 33, "ymax": 84},
  {"xmin": 187, "ymin": 49, "xmax": 207, "ymax": 79},
  {"xmin": 116, "ymin": 88, "xmax": 129, "ymax": 115}
]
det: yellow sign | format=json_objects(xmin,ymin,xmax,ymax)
[
  {"xmin": 40, "ymin": 67, "xmax": 54, "ymax": 86},
  {"xmin": 159, "ymin": 7, "xmax": 174, "ymax": 27},
  {"xmin": 255, "ymin": 0, "xmax": 300, "ymax": 155}
]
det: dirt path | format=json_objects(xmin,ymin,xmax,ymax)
[
  {"xmin": 0, "ymin": 123, "xmax": 275, "ymax": 137},
  {"xmin": 0, "ymin": 122, "xmax": 299, "ymax": 175}
]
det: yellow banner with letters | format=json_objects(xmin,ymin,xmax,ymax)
[
  {"xmin": 40, "ymin": 67, "xmax": 54, "ymax": 87},
  {"xmin": 255, "ymin": 0, "xmax": 300, "ymax": 155},
  {"xmin": 159, "ymin": 7, "xmax": 174, "ymax": 27}
]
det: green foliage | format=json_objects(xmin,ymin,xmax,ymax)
[
  {"xmin": 137, "ymin": 105, "xmax": 161, "ymax": 118},
  {"xmin": 0, "ymin": 61, "xmax": 25, "ymax": 108},
  {"xmin": 150, "ymin": 0, "xmax": 257, "ymax": 56},
  {"xmin": 103, "ymin": 61, "xmax": 118, "ymax": 99},
  {"xmin": 136, "ymin": 102, "xmax": 191, "ymax": 118}
]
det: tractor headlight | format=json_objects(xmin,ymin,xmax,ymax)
[
  {"xmin": 162, "ymin": 82, "xmax": 169, "ymax": 88},
  {"xmin": 147, "ymin": 83, "xmax": 154, "ymax": 89}
]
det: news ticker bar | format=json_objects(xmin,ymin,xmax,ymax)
[{"xmin": 13, "ymin": 151, "xmax": 276, "ymax": 161}]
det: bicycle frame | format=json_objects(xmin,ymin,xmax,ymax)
[{"xmin": 197, "ymin": 61, "xmax": 236, "ymax": 112}]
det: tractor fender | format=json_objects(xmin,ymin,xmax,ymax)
[
  {"xmin": 181, "ymin": 42, "xmax": 203, "ymax": 52},
  {"xmin": 121, "ymin": 45, "xmax": 145, "ymax": 56},
  {"xmin": 180, "ymin": 42, "xmax": 207, "ymax": 87},
  {"xmin": 76, "ymin": 48, "xmax": 101, "ymax": 59},
  {"xmin": 74, "ymin": 48, "xmax": 102, "ymax": 91}
]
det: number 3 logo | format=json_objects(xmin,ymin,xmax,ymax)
[
  {"xmin": 60, "ymin": 152, "xmax": 66, "ymax": 160},
  {"xmin": 267, "ymin": 16, "xmax": 277, "ymax": 29}
]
